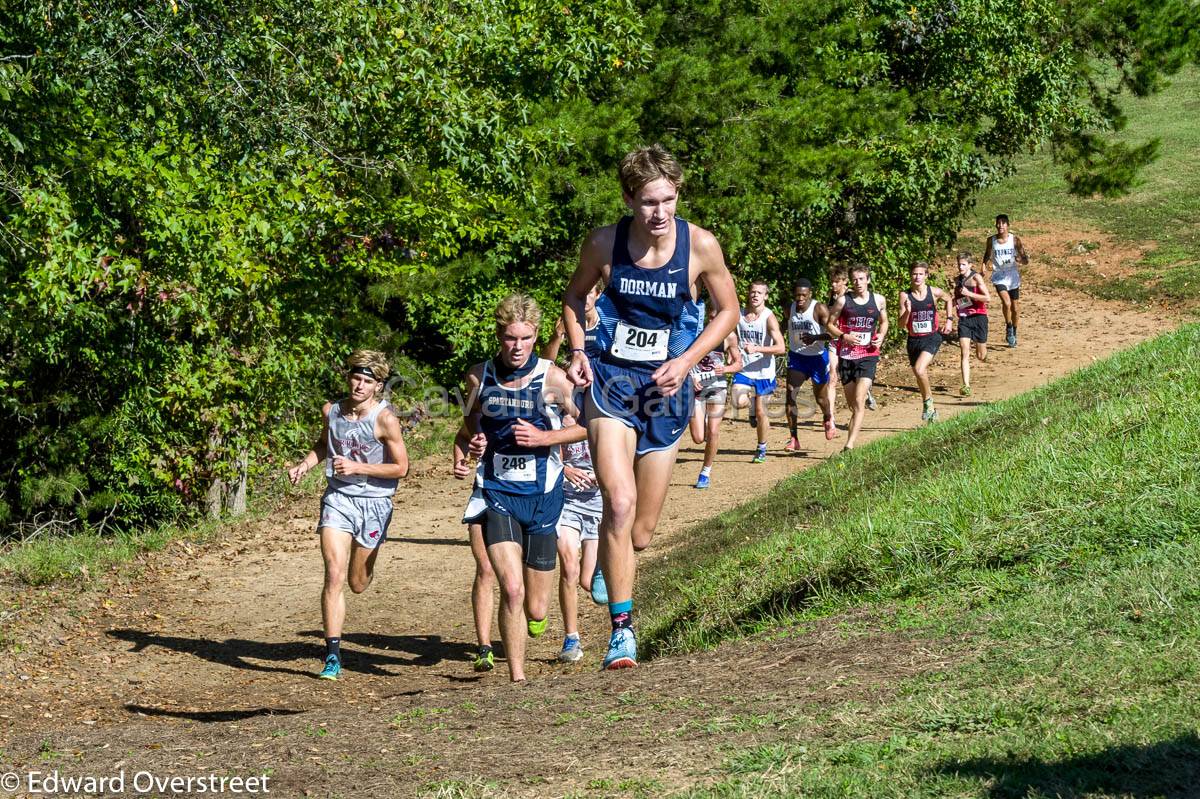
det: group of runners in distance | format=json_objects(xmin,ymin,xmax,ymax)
[{"xmin": 288, "ymin": 146, "xmax": 1031, "ymax": 682}]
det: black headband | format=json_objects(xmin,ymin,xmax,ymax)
[{"xmin": 349, "ymin": 366, "xmax": 378, "ymax": 380}]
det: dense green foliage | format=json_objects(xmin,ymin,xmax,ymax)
[
  {"xmin": 0, "ymin": 1, "xmax": 646, "ymax": 531},
  {"xmin": 2, "ymin": 0, "xmax": 1196, "ymax": 532}
]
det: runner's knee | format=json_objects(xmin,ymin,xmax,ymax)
[
  {"xmin": 348, "ymin": 573, "xmax": 372, "ymax": 594},
  {"xmin": 323, "ymin": 563, "xmax": 347, "ymax": 591},
  {"xmin": 498, "ymin": 573, "xmax": 525, "ymax": 607},
  {"xmin": 559, "ymin": 553, "xmax": 580, "ymax": 582},
  {"xmin": 605, "ymin": 491, "xmax": 636, "ymax": 524}
]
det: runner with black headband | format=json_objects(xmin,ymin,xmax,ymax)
[{"xmin": 288, "ymin": 350, "xmax": 410, "ymax": 681}]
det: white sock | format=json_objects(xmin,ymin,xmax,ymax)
[{"xmin": 700, "ymin": 466, "xmax": 712, "ymax": 477}]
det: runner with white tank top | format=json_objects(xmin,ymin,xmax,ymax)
[
  {"xmin": 785, "ymin": 278, "xmax": 838, "ymax": 448},
  {"xmin": 287, "ymin": 350, "xmax": 410, "ymax": 682},
  {"xmin": 983, "ymin": 213, "xmax": 1028, "ymax": 348},
  {"xmin": 733, "ymin": 280, "xmax": 785, "ymax": 463}
]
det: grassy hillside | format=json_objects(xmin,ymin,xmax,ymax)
[
  {"xmin": 960, "ymin": 68, "xmax": 1200, "ymax": 301},
  {"xmin": 638, "ymin": 325, "xmax": 1200, "ymax": 796}
]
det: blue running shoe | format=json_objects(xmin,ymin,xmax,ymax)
[
  {"xmin": 603, "ymin": 627, "xmax": 637, "ymax": 670},
  {"xmin": 558, "ymin": 635, "xmax": 584, "ymax": 663},
  {"xmin": 590, "ymin": 569, "xmax": 608, "ymax": 605},
  {"xmin": 318, "ymin": 654, "xmax": 341, "ymax": 681},
  {"xmin": 695, "ymin": 472, "xmax": 710, "ymax": 489}
]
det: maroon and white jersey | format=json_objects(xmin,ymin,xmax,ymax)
[
  {"xmin": 954, "ymin": 271, "xmax": 987, "ymax": 317},
  {"xmin": 905, "ymin": 288, "xmax": 939, "ymax": 337},
  {"xmin": 691, "ymin": 348, "xmax": 726, "ymax": 393},
  {"xmin": 837, "ymin": 293, "xmax": 882, "ymax": 360}
]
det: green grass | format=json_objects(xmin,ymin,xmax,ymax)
[
  {"xmin": 641, "ymin": 325, "xmax": 1200, "ymax": 654},
  {"xmin": 639, "ymin": 324, "xmax": 1200, "ymax": 797},
  {"xmin": 0, "ymin": 512, "xmax": 223, "ymax": 588},
  {"xmin": 961, "ymin": 67, "xmax": 1200, "ymax": 299}
]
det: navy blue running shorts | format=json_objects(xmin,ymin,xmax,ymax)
[{"xmin": 588, "ymin": 359, "xmax": 694, "ymax": 456}]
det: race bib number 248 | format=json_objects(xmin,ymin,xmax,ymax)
[{"xmin": 493, "ymin": 453, "xmax": 535, "ymax": 482}]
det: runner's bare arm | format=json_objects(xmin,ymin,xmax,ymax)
[
  {"xmin": 651, "ymin": 226, "xmax": 738, "ymax": 395},
  {"xmin": 1014, "ymin": 235, "xmax": 1030, "ymax": 265},
  {"xmin": 982, "ymin": 235, "xmax": 994, "ymax": 273},
  {"xmin": 873, "ymin": 294, "xmax": 890, "ymax": 347},
  {"xmin": 288, "ymin": 401, "xmax": 332, "ymax": 484},
  {"xmin": 452, "ymin": 365, "xmax": 485, "ymax": 479},
  {"xmin": 335, "ymin": 408, "xmax": 409, "ymax": 479},
  {"xmin": 802, "ymin": 303, "xmax": 834, "ymax": 343},
  {"xmin": 972, "ymin": 275, "xmax": 992, "ymax": 303},
  {"xmin": 511, "ymin": 369, "xmax": 587, "ymax": 448},
  {"xmin": 563, "ymin": 226, "xmax": 615, "ymax": 387},
  {"xmin": 540, "ymin": 316, "xmax": 567, "ymax": 362},
  {"xmin": 935, "ymin": 288, "xmax": 954, "ymax": 333},
  {"xmin": 760, "ymin": 312, "xmax": 787, "ymax": 356},
  {"xmin": 721, "ymin": 331, "xmax": 744, "ymax": 374},
  {"xmin": 897, "ymin": 290, "xmax": 912, "ymax": 329}
]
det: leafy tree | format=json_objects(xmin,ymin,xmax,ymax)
[
  {"xmin": 0, "ymin": 0, "xmax": 644, "ymax": 532},
  {"xmin": 1, "ymin": 0, "xmax": 1195, "ymax": 535}
]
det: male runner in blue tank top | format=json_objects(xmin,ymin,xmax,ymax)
[
  {"xmin": 561, "ymin": 145, "xmax": 739, "ymax": 670},
  {"xmin": 288, "ymin": 350, "xmax": 411, "ymax": 681},
  {"xmin": 452, "ymin": 294, "xmax": 586, "ymax": 683}
]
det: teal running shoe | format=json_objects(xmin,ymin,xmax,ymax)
[
  {"xmin": 318, "ymin": 654, "xmax": 341, "ymax": 681},
  {"xmin": 590, "ymin": 569, "xmax": 608, "ymax": 605},
  {"xmin": 603, "ymin": 627, "xmax": 637, "ymax": 670}
]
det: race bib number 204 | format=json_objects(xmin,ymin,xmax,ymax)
[{"xmin": 611, "ymin": 321, "xmax": 670, "ymax": 362}]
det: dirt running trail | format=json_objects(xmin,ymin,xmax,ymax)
[{"xmin": 0, "ymin": 228, "xmax": 1182, "ymax": 796}]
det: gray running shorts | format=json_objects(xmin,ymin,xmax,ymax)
[
  {"xmin": 558, "ymin": 502, "xmax": 601, "ymax": 543},
  {"xmin": 318, "ymin": 490, "xmax": 394, "ymax": 549}
]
